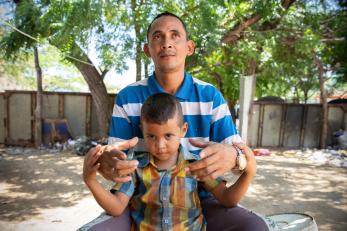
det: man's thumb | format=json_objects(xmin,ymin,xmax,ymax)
[
  {"xmin": 188, "ymin": 138, "xmax": 210, "ymax": 148},
  {"xmin": 128, "ymin": 137, "xmax": 139, "ymax": 148}
]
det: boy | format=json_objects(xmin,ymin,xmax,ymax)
[{"xmin": 83, "ymin": 93, "xmax": 256, "ymax": 230}]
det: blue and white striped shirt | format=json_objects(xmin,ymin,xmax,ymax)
[{"xmin": 108, "ymin": 72, "xmax": 241, "ymax": 156}]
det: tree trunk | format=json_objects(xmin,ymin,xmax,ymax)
[
  {"xmin": 313, "ymin": 54, "xmax": 328, "ymax": 149},
  {"xmin": 33, "ymin": 46, "xmax": 42, "ymax": 147},
  {"xmin": 73, "ymin": 57, "xmax": 111, "ymax": 138},
  {"xmin": 131, "ymin": 0, "xmax": 142, "ymax": 81}
]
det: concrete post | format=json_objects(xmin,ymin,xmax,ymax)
[{"xmin": 239, "ymin": 75, "xmax": 256, "ymax": 144}]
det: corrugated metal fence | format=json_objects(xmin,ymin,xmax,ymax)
[
  {"xmin": 0, "ymin": 91, "xmax": 115, "ymax": 146},
  {"xmin": 0, "ymin": 91, "xmax": 346, "ymax": 148},
  {"xmin": 248, "ymin": 102, "xmax": 346, "ymax": 148}
]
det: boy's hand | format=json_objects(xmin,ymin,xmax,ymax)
[
  {"xmin": 83, "ymin": 145, "xmax": 102, "ymax": 184},
  {"xmin": 97, "ymin": 137, "xmax": 139, "ymax": 182}
]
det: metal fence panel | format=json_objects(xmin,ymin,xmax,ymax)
[
  {"xmin": 261, "ymin": 104, "xmax": 282, "ymax": 147},
  {"xmin": 303, "ymin": 106, "xmax": 322, "ymax": 148},
  {"xmin": 64, "ymin": 95, "xmax": 87, "ymax": 138},
  {"xmin": 248, "ymin": 104, "xmax": 260, "ymax": 147},
  {"xmin": 282, "ymin": 105, "xmax": 304, "ymax": 148},
  {"xmin": 0, "ymin": 94, "xmax": 5, "ymax": 143},
  {"xmin": 9, "ymin": 93, "xmax": 32, "ymax": 143},
  {"xmin": 42, "ymin": 94, "xmax": 59, "ymax": 119}
]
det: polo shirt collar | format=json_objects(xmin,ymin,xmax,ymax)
[{"xmin": 148, "ymin": 72, "xmax": 193, "ymax": 100}]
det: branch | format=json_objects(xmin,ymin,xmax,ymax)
[
  {"xmin": 101, "ymin": 69, "xmax": 109, "ymax": 80},
  {"xmin": 222, "ymin": 0, "xmax": 297, "ymax": 44}
]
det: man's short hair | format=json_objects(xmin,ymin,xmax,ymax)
[
  {"xmin": 141, "ymin": 93, "xmax": 184, "ymax": 126},
  {"xmin": 146, "ymin": 11, "xmax": 189, "ymax": 41}
]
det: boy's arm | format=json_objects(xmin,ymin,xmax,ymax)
[
  {"xmin": 83, "ymin": 145, "xmax": 131, "ymax": 216},
  {"xmin": 204, "ymin": 143, "xmax": 256, "ymax": 207},
  {"xmin": 85, "ymin": 180, "xmax": 130, "ymax": 217}
]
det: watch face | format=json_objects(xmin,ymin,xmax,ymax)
[{"xmin": 238, "ymin": 154, "xmax": 247, "ymax": 171}]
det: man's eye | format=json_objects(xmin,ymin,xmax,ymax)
[
  {"xmin": 165, "ymin": 134, "xmax": 173, "ymax": 139},
  {"xmin": 153, "ymin": 35, "xmax": 160, "ymax": 40},
  {"xmin": 172, "ymin": 33, "xmax": 179, "ymax": 38}
]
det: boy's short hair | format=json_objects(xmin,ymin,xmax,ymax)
[{"xmin": 141, "ymin": 93, "xmax": 184, "ymax": 126}]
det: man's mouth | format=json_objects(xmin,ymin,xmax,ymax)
[{"xmin": 160, "ymin": 53, "xmax": 175, "ymax": 58}]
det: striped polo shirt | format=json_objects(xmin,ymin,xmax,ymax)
[{"xmin": 108, "ymin": 72, "xmax": 241, "ymax": 156}]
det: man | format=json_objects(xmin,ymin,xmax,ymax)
[{"xmin": 81, "ymin": 12, "xmax": 268, "ymax": 231}]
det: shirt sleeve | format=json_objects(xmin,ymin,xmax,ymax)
[
  {"xmin": 204, "ymin": 176, "xmax": 226, "ymax": 190},
  {"xmin": 108, "ymin": 92, "xmax": 134, "ymax": 144},
  {"xmin": 111, "ymin": 173, "xmax": 136, "ymax": 197},
  {"xmin": 210, "ymin": 90, "xmax": 242, "ymax": 144}
]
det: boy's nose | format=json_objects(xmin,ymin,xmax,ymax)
[{"xmin": 157, "ymin": 138, "xmax": 166, "ymax": 150}]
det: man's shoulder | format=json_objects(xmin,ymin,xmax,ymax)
[
  {"xmin": 187, "ymin": 74, "xmax": 223, "ymax": 101},
  {"xmin": 118, "ymin": 79, "xmax": 149, "ymax": 95},
  {"xmin": 116, "ymin": 79, "xmax": 149, "ymax": 104}
]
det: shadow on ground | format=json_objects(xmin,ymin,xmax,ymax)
[
  {"xmin": 240, "ymin": 157, "xmax": 347, "ymax": 231},
  {"xmin": 0, "ymin": 152, "xmax": 91, "ymax": 221}
]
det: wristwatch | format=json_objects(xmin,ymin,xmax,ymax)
[{"xmin": 233, "ymin": 146, "xmax": 247, "ymax": 171}]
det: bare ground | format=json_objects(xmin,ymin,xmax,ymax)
[{"xmin": 0, "ymin": 150, "xmax": 346, "ymax": 231}]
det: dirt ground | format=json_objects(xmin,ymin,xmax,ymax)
[{"xmin": 0, "ymin": 149, "xmax": 346, "ymax": 231}]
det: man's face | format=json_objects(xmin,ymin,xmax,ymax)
[
  {"xmin": 142, "ymin": 115, "xmax": 187, "ymax": 163},
  {"xmin": 144, "ymin": 16, "xmax": 194, "ymax": 74}
]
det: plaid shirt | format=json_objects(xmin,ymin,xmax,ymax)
[{"xmin": 114, "ymin": 147, "xmax": 223, "ymax": 231}]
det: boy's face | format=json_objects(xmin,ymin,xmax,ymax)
[{"xmin": 142, "ymin": 115, "xmax": 187, "ymax": 162}]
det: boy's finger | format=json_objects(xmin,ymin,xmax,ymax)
[{"xmin": 92, "ymin": 163, "xmax": 101, "ymax": 171}]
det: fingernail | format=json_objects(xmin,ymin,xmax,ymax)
[{"xmin": 200, "ymin": 153, "xmax": 205, "ymax": 158}]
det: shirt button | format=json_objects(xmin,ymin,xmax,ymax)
[
  {"xmin": 163, "ymin": 197, "xmax": 167, "ymax": 201},
  {"xmin": 164, "ymin": 219, "xmax": 169, "ymax": 224}
]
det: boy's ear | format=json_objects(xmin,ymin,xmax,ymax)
[{"xmin": 181, "ymin": 122, "xmax": 188, "ymax": 136}]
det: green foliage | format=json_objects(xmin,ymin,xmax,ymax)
[{"xmin": 1, "ymin": 0, "xmax": 345, "ymax": 102}]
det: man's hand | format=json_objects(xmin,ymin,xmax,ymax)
[
  {"xmin": 97, "ymin": 137, "xmax": 139, "ymax": 182},
  {"xmin": 186, "ymin": 139, "xmax": 238, "ymax": 181}
]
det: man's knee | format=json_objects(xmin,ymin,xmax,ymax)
[{"xmin": 202, "ymin": 198, "xmax": 269, "ymax": 231}]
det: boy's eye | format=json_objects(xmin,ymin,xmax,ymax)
[
  {"xmin": 165, "ymin": 134, "xmax": 173, "ymax": 139},
  {"xmin": 147, "ymin": 135, "xmax": 155, "ymax": 140}
]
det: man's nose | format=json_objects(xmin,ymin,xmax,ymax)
[{"xmin": 161, "ymin": 36, "xmax": 172, "ymax": 49}]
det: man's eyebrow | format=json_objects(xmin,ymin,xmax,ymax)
[{"xmin": 151, "ymin": 29, "xmax": 181, "ymax": 37}]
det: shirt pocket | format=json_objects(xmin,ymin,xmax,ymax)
[{"xmin": 170, "ymin": 176, "xmax": 199, "ymax": 209}]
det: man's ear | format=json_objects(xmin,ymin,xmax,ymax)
[
  {"xmin": 187, "ymin": 40, "xmax": 195, "ymax": 56},
  {"xmin": 143, "ymin": 44, "xmax": 151, "ymax": 58}
]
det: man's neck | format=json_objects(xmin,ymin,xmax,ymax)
[{"xmin": 154, "ymin": 70, "xmax": 185, "ymax": 95}]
